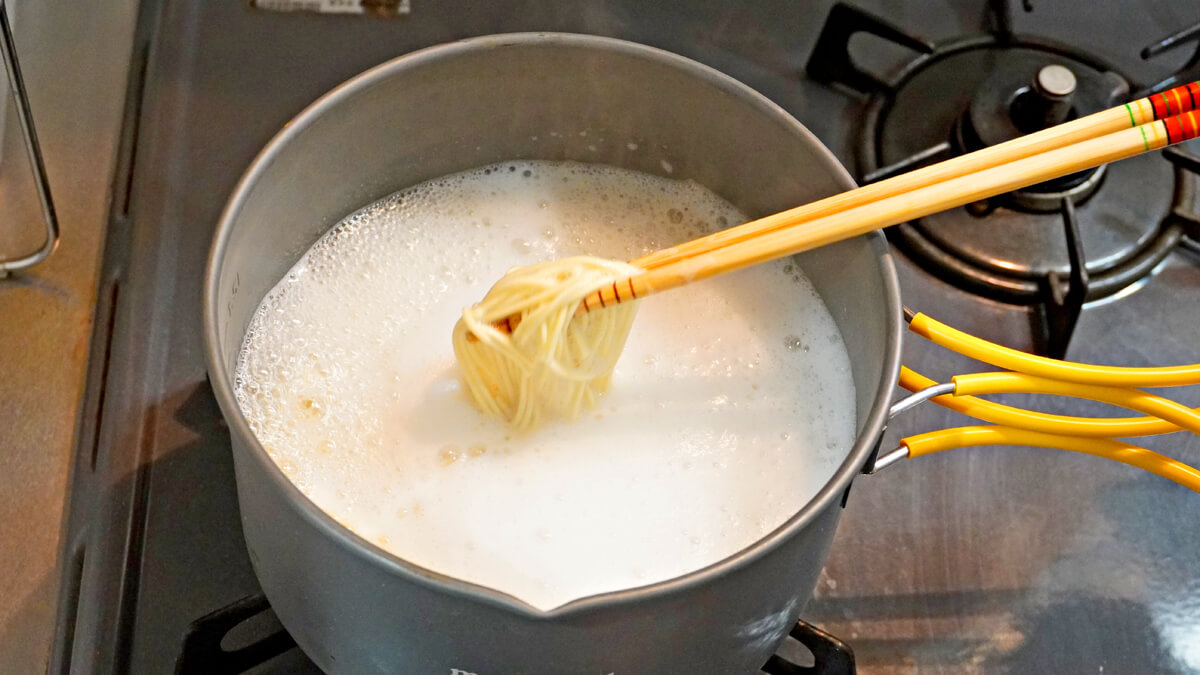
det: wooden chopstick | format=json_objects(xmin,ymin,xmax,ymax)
[
  {"xmin": 628, "ymin": 80, "xmax": 1200, "ymax": 272},
  {"xmin": 577, "ymin": 109, "xmax": 1200, "ymax": 312}
]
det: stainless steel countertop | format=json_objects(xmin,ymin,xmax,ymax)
[{"xmin": 0, "ymin": 0, "xmax": 137, "ymax": 671}]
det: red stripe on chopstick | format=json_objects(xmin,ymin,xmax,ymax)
[
  {"xmin": 1182, "ymin": 112, "xmax": 1198, "ymax": 142},
  {"xmin": 1181, "ymin": 111, "xmax": 1200, "ymax": 142},
  {"xmin": 1152, "ymin": 92, "xmax": 1172, "ymax": 119},
  {"xmin": 1148, "ymin": 81, "xmax": 1200, "ymax": 121},
  {"xmin": 1165, "ymin": 116, "xmax": 1182, "ymax": 144},
  {"xmin": 1161, "ymin": 111, "xmax": 1200, "ymax": 146}
]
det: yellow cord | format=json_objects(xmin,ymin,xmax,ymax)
[
  {"xmin": 951, "ymin": 371, "xmax": 1200, "ymax": 436},
  {"xmin": 901, "ymin": 425, "xmax": 1200, "ymax": 493},
  {"xmin": 898, "ymin": 366, "xmax": 1185, "ymax": 437},
  {"xmin": 898, "ymin": 314, "xmax": 1200, "ymax": 491},
  {"xmin": 909, "ymin": 312, "xmax": 1200, "ymax": 387}
]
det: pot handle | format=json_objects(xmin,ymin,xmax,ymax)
[
  {"xmin": 863, "ymin": 311, "xmax": 1200, "ymax": 494},
  {"xmin": 762, "ymin": 619, "xmax": 856, "ymax": 675}
]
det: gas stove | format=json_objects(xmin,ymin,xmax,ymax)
[
  {"xmin": 809, "ymin": 2, "xmax": 1200, "ymax": 359},
  {"xmin": 48, "ymin": 1, "xmax": 1200, "ymax": 673}
]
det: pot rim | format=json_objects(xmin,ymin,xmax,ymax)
[{"xmin": 203, "ymin": 32, "xmax": 903, "ymax": 619}]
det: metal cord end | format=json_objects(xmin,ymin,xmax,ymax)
[
  {"xmin": 869, "ymin": 445, "xmax": 908, "ymax": 473},
  {"xmin": 902, "ymin": 306, "xmax": 916, "ymax": 323},
  {"xmin": 889, "ymin": 381, "xmax": 955, "ymax": 419}
]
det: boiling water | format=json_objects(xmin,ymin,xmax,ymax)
[{"xmin": 235, "ymin": 161, "xmax": 856, "ymax": 611}]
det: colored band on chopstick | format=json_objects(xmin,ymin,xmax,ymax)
[
  {"xmin": 1126, "ymin": 82, "xmax": 1200, "ymax": 128},
  {"xmin": 1124, "ymin": 102, "xmax": 1138, "ymax": 127},
  {"xmin": 1147, "ymin": 81, "xmax": 1200, "ymax": 121},
  {"xmin": 1162, "ymin": 110, "xmax": 1200, "ymax": 145}
]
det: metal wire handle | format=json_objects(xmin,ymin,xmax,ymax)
[
  {"xmin": 866, "ymin": 382, "xmax": 957, "ymax": 473},
  {"xmin": 866, "ymin": 312, "xmax": 1200, "ymax": 494},
  {"xmin": 0, "ymin": 0, "xmax": 58, "ymax": 277}
]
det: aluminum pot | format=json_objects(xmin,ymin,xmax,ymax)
[{"xmin": 204, "ymin": 33, "xmax": 902, "ymax": 675}]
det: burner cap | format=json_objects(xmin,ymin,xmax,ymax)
[
  {"xmin": 955, "ymin": 54, "xmax": 1117, "ymax": 203},
  {"xmin": 1036, "ymin": 64, "xmax": 1076, "ymax": 98}
]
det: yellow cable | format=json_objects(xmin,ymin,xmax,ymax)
[
  {"xmin": 950, "ymin": 371, "xmax": 1200, "ymax": 436},
  {"xmin": 900, "ymin": 425, "xmax": 1200, "ymax": 494},
  {"xmin": 909, "ymin": 312, "xmax": 1200, "ymax": 387},
  {"xmin": 898, "ymin": 366, "xmax": 1183, "ymax": 437}
]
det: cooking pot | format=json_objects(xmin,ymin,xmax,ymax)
[{"xmin": 204, "ymin": 33, "xmax": 902, "ymax": 674}]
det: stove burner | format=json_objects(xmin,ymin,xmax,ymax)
[
  {"xmin": 172, "ymin": 594, "xmax": 852, "ymax": 674},
  {"xmin": 955, "ymin": 60, "xmax": 1113, "ymax": 211},
  {"xmin": 807, "ymin": 1, "xmax": 1200, "ymax": 356},
  {"xmin": 861, "ymin": 38, "xmax": 1173, "ymax": 285}
]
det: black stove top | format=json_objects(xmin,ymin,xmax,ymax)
[{"xmin": 50, "ymin": 1, "xmax": 1200, "ymax": 673}]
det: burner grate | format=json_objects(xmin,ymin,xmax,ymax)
[
  {"xmin": 1164, "ymin": 145, "xmax": 1200, "ymax": 253},
  {"xmin": 172, "ymin": 594, "xmax": 851, "ymax": 675},
  {"xmin": 175, "ymin": 595, "xmax": 301, "ymax": 675},
  {"xmin": 807, "ymin": 1, "xmax": 1200, "ymax": 357}
]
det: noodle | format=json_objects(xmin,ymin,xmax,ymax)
[{"xmin": 453, "ymin": 256, "xmax": 642, "ymax": 429}]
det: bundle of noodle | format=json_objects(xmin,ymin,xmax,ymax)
[{"xmin": 453, "ymin": 256, "xmax": 642, "ymax": 430}]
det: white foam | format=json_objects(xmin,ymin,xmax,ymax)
[{"xmin": 235, "ymin": 161, "xmax": 856, "ymax": 610}]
